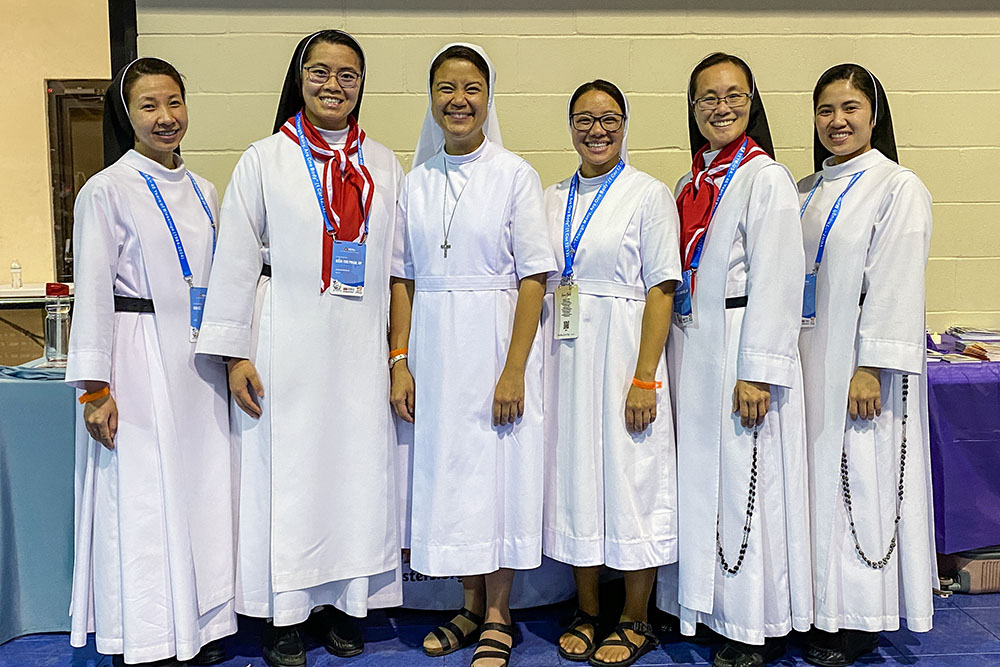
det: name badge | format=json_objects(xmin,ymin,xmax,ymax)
[
  {"xmin": 189, "ymin": 286, "xmax": 208, "ymax": 342},
  {"xmin": 673, "ymin": 269, "xmax": 694, "ymax": 326},
  {"xmin": 801, "ymin": 271, "xmax": 817, "ymax": 328},
  {"xmin": 554, "ymin": 282, "xmax": 579, "ymax": 340},
  {"xmin": 329, "ymin": 241, "xmax": 366, "ymax": 297}
]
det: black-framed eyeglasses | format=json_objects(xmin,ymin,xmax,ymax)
[
  {"xmin": 571, "ymin": 113, "xmax": 625, "ymax": 133},
  {"xmin": 303, "ymin": 66, "xmax": 361, "ymax": 89},
  {"xmin": 692, "ymin": 92, "xmax": 752, "ymax": 111}
]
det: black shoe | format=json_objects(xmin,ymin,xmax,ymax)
[
  {"xmin": 713, "ymin": 637, "xmax": 786, "ymax": 667},
  {"xmin": 188, "ymin": 639, "xmax": 226, "ymax": 666},
  {"xmin": 309, "ymin": 605, "xmax": 364, "ymax": 658},
  {"xmin": 804, "ymin": 630, "xmax": 879, "ymax": 666},
  {"xmin": 112, "ymin": 655, "xmax": 184, "ymax": 667},
  {"xmin": 263, "ymin": 621, "xmax": 307, "ymax": 667}
]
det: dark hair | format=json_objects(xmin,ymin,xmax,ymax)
[
  {"xmin": 429, "ymin": 46, "xmax": 490, "ymax": 91},
  {"xmin": 301, "ymin": 30, "xmax": 365, "ymax": 77},
  {"xmin": 688, "ymin": 52, "xmax": 753, "ymax": 103},
  {"xmin": 122, "ymin": 57, "xmax": 185, "ymax": 107},
  {"xmin": 812, "ymin": 63, "xmax": 875, "ymax": 113},
  {"xmin": 569, "ymin": 79, "xmax": 626, "ymax": 117}
]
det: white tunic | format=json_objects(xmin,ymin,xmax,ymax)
[
  {"xmin": 657, "ymin": 153, "xmax": 813, "ymax": 644},
  {"xmin": 392, "ymin": 139, "xmax": 557, "ymax": 576},
  {"xmin": 797, "ymin": 149, "xmax": 936, "ymax": 634},
  {"xmin": 196, "ymin": 127, "xmax": 403, "ymax": 625},
  {"xmin": 540, "ymin": 166, "xmax": 682, "ymax": 571},
  {"xmin": 66, "ymin": 150, "xmax": 236, "ymax": 663}
]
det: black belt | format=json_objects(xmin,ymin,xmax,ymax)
[
  {"xmin": 114, "ymin": 296, "xmax": 154, "ymax": 313},
  {"xmin": 859, "ymin": 292, "xmax": 867, "ymax": 307},
  {"xmin": 261, "ymin": 263, "xmax": 272, "ymax": 278},
  {"xmin": 725, "ymin": 296, "xmax": 747, "ymax": 309}
]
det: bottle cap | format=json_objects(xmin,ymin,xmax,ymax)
[{"xmin": 46, "ymin": 282, "xmax": 70, "ymax": 297}]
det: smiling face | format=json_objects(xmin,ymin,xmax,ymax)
[
  {"xmin": 692, "ymin": 62, "xmax": 752, "ymax": 151},
  {"xmin": 815, "ymin": 78, "xmax": 875, "ymax": 165},
  {"xmin": 570, "ymin": 89, "xmax": 625, "ymax": 178},
  {"xmin": 301, "ymin": 41, "xmax": 363, "ymax": 131},
  {"xmin": 127, "ymin": 74, "xmax": 188, "ymax": 168},
  {"xmin": 431, "ymin": 57, "xmax": 489, "ymax": 155}
]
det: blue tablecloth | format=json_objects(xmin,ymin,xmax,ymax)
[
  {"xmin": 0, "ymin": 374, "xmax": 76, "ymax": 644},
  {"xmin": 927, "ymin": 361, "xmax": 1000, "ymax": 554}
]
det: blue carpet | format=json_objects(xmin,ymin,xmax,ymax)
[{"xmin": 2, "ymin": 594, "xmax": 1000, "ymax": 666}]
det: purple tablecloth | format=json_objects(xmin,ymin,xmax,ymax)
[{"xmin": 927, "ymin": 360, "xmax": 1000, "ymax": 554}]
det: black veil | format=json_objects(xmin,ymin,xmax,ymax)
[{"xmin": 812, "ymin": 64, "xmax": 897, "ymax": 172}]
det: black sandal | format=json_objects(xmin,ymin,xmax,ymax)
[
  {"xmin": 558, "ymin": 609, "xmax": 601, "ymax": 662},
  {"xmin": 471, "ymin": 621, "xmax": 520, "ymax": 667},
  {"xmin": 423, "ymin": 607, "xmax": 484, "ymax": 657},
  {"xmin": 589, "ymin": 621, "xmax": 657, "ymax": 667},
  {"xmin": 804, "ymin": 630, "xmax": 879, "ymax": 667}
]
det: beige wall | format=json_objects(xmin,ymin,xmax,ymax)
[{"xmin": 0, "ymin": 0, "xmax": 110, "ymax": 285}]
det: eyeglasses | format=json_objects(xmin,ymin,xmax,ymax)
[
  {"xmin": 303, "ymin": 66, "xmax": 361, "ymax": 89},
  {"xmin": 570, "ymin": 113, "xmax": 625, "ymax": 133},
  {"xmin": 692, "ymin": 92, "xmax": 752, "ymax": 111}
]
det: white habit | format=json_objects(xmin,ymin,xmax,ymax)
[
  {"xmin": 540, "ymin": 166, "xmax": 681, "ymax": 570},
  {"xmin": 797, "ymin": 149, "xmax": 935, "ymax": 633},
  {"xmin": 657, "ymin": 151, "xmax": 813, "ymax": 644},
  {"xmin": 66, "ymin": 150, "xmax": 236, "ymax": 663},
  {"xmin": 392, "ymin": 138, "xmax": 557, "ymax": 576},
  {"xmin": 196, "ymin": 127, "xmax": 403, "ymax": 626}
]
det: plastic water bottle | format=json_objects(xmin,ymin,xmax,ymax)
[
  {"xmin": 44, "ymin": 282, "xmax": 71, "ymax": 367},
  {"xmin": 10, "ymin": 259, "xmax": 22, "ymax": 288}
]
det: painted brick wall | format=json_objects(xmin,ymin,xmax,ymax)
[{"xmin": 137, "ymin": 2, "xmax": 1000, "ymax": 331}]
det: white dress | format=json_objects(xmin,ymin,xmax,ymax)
[
  {"xmin": 657, "ymin": 151, "xmax": 813, "ymax": 644},
  {"xmin": 540, "ymin": 165, "xmax": 682, "ymax": 571},
  {"xmin": 797, "ymin": 149, "xmax": 936, "ymax": 634},
  {"xmin": 392, "ymin": 138, "xmax": 557, "ymax": 576},
  {"xmin": 66, "ymin": 150, "xmax": 236, "ymax": 663},
  {"xmin": 196, "ymin": 127, "xmax": 403, "ymax": 626}
]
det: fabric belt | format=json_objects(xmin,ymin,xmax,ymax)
[
  {"xmin": 725, "ymin": 295, "xmax": 747, "ymax": 309},
  {"xmin": 261, "ymin": 263, "xmax": 272, "ymax": 278},
  {"xmin": 859, "ymin": 291, "xmax": 867, "ymax": 307},
  {"xmin": 114, "ymin": 295, "xmax": 155, "ymax": 313},
  {"xmin": 545, "ymin": 278, "xmax": 647, "ymax": 300},
  {"xmin": 415, "ymin": 275, "xmax": 519, "ymax": 292}
]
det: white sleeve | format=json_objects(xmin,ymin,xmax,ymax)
[
  {"xmin": 195, "ymin": 146, "xmax": 267, "ymax": 359},
  {"xmin": 511, "ymin": 162, "xmax": 558, "ymax": 280},
  {"xmin": 737, "ymin": 164, "xmax": 806, "ymax": 388},
  {"xmin": 856, "ymin": 172, "xmax": 933, "ymax": 374},
  {"xmin": 639, "ymin": 180, "xmax": 683, "ymax": 290},
  {"xmin": 65, "ymin": 176, "xmax": 123, "ymax": 388},
  {"xmin": 390, "ymin": 175, "xmax": 414, "ymax": 280}
]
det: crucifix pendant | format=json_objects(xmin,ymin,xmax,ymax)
[{"xmin": 441, "ymin": 240, "xmax": 452, "ymax": 258}]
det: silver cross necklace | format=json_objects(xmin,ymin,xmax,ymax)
[{"xmin": 441, "ymin": 157, "xmax": 474, "ymax": 258}]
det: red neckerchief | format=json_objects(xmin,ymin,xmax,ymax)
[
  {"xmin": 676, "ymin": 133, "xmax": 767, "ymax": 273},
  {"xmin": 281, "ymin": 112, "xmax": 375, "ymax": 291}
]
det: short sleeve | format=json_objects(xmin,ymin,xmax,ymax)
[
  {"xmin": 390, "ymin": 175, "xmax": 414, "ymax": 280},
  {"xmin": 638, "ymin": 180, "xmax": 683, "ymax": 290},
  {"xmin": 510, "ymin": 162, "xmax": 558, "ymax": 280}
]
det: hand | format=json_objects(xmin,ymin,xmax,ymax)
[
  {"xmin": 493, "ymin": 366, "xmax": 525, "ymax": 427},
  {"xmin": 228, "ymin": 358, "xmax": 264, "ymax": 419},
  {"xmin": 390, "ymin": 362, "xmax": 416, "ymax": 423},
  {"xmin": 625, "ymin": 383, "xmax": 657, "ymax": 433},
  {"xmin": 732, "ymin": 380, "xmax": 770, "ymax": 428},
  {"xmin": 848, "ymin": 366, "xmax": 882, "ymax": 421},
  {"xmin": 84, "ymin": 392, "xmax": 118, "ymax": 451}
]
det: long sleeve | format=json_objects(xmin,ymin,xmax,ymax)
[
  {"xmin": 736, "ymin": 164, "xmax": 805, "ymax": 388},
  {"xmin": 856, "ymin": 172, "xmax": 932, "ymax": 374},
  {"xmin": 511, "ymin": 162, "xmax": 558, "ymax": 280},
  {"xmin": 65, "ymin": 177, "xmax": 123, "ymax": 388},
  {"xmin": 195, "ymin": 146, "xmax": 267, "ymax": 359}
]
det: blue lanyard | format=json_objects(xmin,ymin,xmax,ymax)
[
  {"xmin": 562, "ymin": 159, "xmax": 625, "ymax": 278},
  {"xmin": 294, "ymin": 111, "xmax": 369, "ymax": 241},
  {"xmin": 689, "ymin": 137, "xmax": 749, "ymax": 272},
  {"xmin": 139, "ymin": 171, "xmax": 217, "ymax": 286},
  {"xmin": 801, "ymin": 170, "xmax": 865, "ymax": 270}
]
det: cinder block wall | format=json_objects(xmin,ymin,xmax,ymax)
[{"xmin": 137, "ymin": 1, "xmax": 1000, "ymax": 330}]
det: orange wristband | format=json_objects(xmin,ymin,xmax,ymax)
[
  {"xmin": 389, "ymin": 347, "xmax": 408, "ymax": 358},
  {"xmin": 79, "ymin": 386, "xmax": 110, "ymax": 404},
  {"xmin": 631, "ymin": 377, "xmax": 662, "ymax": 391}
]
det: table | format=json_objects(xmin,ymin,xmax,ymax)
[
  {"xmin": 0, "ymin": 374, "xmax": 76, "ymax": 644},
  {"xmin": 927, "ymin": 361, "xmax": 1000, "ymax": 554}
]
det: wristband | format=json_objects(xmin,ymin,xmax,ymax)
[
  {"xmin": 389, "ymin": 353, "xmax": 408, "ymax": 369},
  {"xmin": 389, "ymin": 347, "xmax": 408, "ymax": 358},
  {"xmin": 79, "ymin": 386, "xmax": 110, "ymax": 404},
  {"xmin": 631, "ymin": 377, "xmax": 662, "ymax": 391}
]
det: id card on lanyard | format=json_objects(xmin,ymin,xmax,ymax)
[
  {"xmin": 799, "ymin": 170, "xmax": 865, "ymax": 328},
  {"xmin": 295, "ymin": 111, "xmax": 369, "ymax": 298},
  {"xmin": 673, "ymin": 138, "xmax": 748, "ymax": 327},
  {"xmin": 140, "ymin": 171, "xmax": 216, "ymax": 342},
  {"xmin": 555, "ymin": 159, "xmax": 625, "ymax": 340}
]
